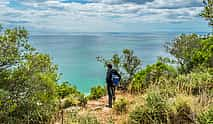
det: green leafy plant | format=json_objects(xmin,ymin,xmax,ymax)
[
  {"xmin": 165, "ymin": 34, "xmax": 213, "ymax": 74},
  {"xmin": 66, "ymin": 111, "xmax": 100, "ymax": 124},
  {"xmin": 78, "ymin": 113, "xmax": 100, "ymax": 124},
  {"xmin": 88, "ymin": 85, "xmax": 106, "ymax": 100},
  {"xmin": 78, "ymin": 93, "xmax": 88, "ymax": 107},
  {"xmin": 57, "ymin": 81, "xmax": 80, "ymax": 99},
  {"xmin": 113, "ymin": 97, "xmax": 128, "ymax": 114},
  {"xmin": 129, "ymin": 91, "xmax": 171, "ymax": 124},
  {"xmin": 129, "ymin": 61, "xmax": 177, "ymax": 93},
  {"xmin": 175, "ymin": 72, "xmax": 213, "ymax": 95},
  {"xmin": 198, "ymin": 107, "xmax": 213, "ymax": 124},
  {"xmin": 200, "ymin": 0, "xmax": 213, "ymax": 28},
  {"xmin": 0, "ymin": 25, "xmax": 59, "ymax": 124}
]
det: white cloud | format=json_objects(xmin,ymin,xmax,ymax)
[{"xmin": 0, "ymin": 0, "xmax": 208, "ymax": 33}]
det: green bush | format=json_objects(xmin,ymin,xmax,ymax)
[
  {"xmin": 57, "ymin": 81, "xmax": 80, "ymax": 99},
  {"xmin": 176, "ymin": 72, "xmax": 213, "ymax": 95},
  {"xmin": 57, "ymin": 82, "xmax": 88, "ymax": 108},
  {"xmin": 157, "ymin": 78, "xmax": 177, "ymax": 98},
  {"xmin": 78, "ymin": 113, "xmax": 100, "ymax": 124},
  {"xmin": 198, "ymin": 107, "xmax": 213, "ymax": 124},
  {"xmin": 165, "ymin": 34, "xmax": 213, "ymax": 73},
  {"xmin": 62, "ymin": 93, "xmax": 88, "ymax": 108},
  {"xmin": 173, "ymin": 103, "xmax": 196, "ymax": 124},
  {"xmin": 62, "ymin": 95, "xmax": 79, "ymax": 109},
  {"xmin": 78, "ymin": 93, "xmax": 88, "ymax": 107},
  {"xmin": 88, "ymin": 85, "xmax": 106, "ymax": 100},
  {"xmin": 191, "ymin": 36, "xmax": 213, "ymax": 69},
  {"xmin": 66, "ymin": 111, "xmax": 100, "ymax": 124},
  {"xmin": 129, "ymin": 61, "xmax": 177, "ymax": 93},
  {"xmin": 113, "ymin": 97, "xmax": 128, "ymax": 114},
  {"xmin": 129, "ymin": 91, "xmax": 171, "ymax": 124}
]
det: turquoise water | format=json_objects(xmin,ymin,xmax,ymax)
[{"xmin": 29, "ymin": 32, "xmax": 178, "ymax": 93}]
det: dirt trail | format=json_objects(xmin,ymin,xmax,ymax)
[
  {"xmin": 55, "ymin": 91, "xmax": 134, "ymax": 124},
  {"xmin": 81, "ymin": 92, "xmax": 134, "ymax": 124}
]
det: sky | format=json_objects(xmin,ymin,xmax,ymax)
[{"xmin": 0, "ymin": 0, "xmax": 212, "ymax": 34}]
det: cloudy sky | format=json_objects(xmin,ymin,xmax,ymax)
[{"xmin": 0, "ymin": 0, "xmax": 211, "ymax": 34}]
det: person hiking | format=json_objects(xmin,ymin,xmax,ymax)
[{"xmin": 106, "ymin": 63, "xmax": 121, "ymax": 108}]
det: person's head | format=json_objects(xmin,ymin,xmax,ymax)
[{"xmin": 107, "ymin": 63, "xmax": 112, "ymax": 69}]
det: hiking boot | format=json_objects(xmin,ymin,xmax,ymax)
[{"xmin": 105, "ymin": 105, "xmax": 112, "ymax": 108}]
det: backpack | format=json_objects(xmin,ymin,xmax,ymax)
[{"xmin": 111, "ymin": 70, "xmax": 120, "ymax": 86}]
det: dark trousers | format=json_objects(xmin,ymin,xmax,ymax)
[{"xmin": 107, "ymin": 84, "xmax": 115, "ymax": 107}]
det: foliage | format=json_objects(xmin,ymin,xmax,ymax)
[
  {"xmin": 78, "ymin": 93, "xmax": 88, "ymax": 107},
  {"xmin": 169, "ymin": 95, "xmax": 197, "ymax": 124},
  {"xmin": 113, "ymin": 97, "xmax": 128, "ymax": 114},
  {"xmin": 62, "ymin": 95, "xmax": 80, "ymax": 108},
  {"xmin": 198, "ymin": 106, "xmax": 213, "ymax": 124},
  {"xmin": 129, "ymin": 91, "xmax": 171, "ymax": 124},
  {"xmin": 200, "ymin": 0, "xmax": 213, "ymax": 27},
  {"xmin": 66, "ymin": 111, "xmax": 100, "ymax": 124},
  {"xmin": 88, "ymin": 85, "xmax": 106, "ymax": 100},
  {"xmin": 165, "ymin": 34, "xmax": 200, "ymax": 73},
  {"xmin": 97, "ymin": 49, "xmax": 142, "ymax": 89},
  {"xmin": 165, "ymin": 34, "xmax": 213, "ymax": 73},
  {"xmin": 78, "ymin": 113, "xmax": 100, "ymax": 124},
  {"xmin": 173, "ymin": 103, "xmax": 195, "ymax": 124},
  {"xmin": 175, "ymin": 72, "xmax": 213, "ymax": 95},
  {"xmin": 129, "ymin": 61, "xmax": 177, "ymax": 93},
  {"xmin": 0, "ymin": 26, "xmax": 34, "ymax": 70},
  {"xmin": 122, "ymin": 49, "xmax": 142, "ymax": 80},
  {"xmin": 0, "ymin": 26, "xmax": 59, "ymax": 123},
  {"xmin": 62, "ymin": 93, "xmax": 88, "ymax": 109},
  {"xmin": 57, "ymin": 81, "xmax": 80, "ymax": 99},
  {"xmin": 57, "ymin": 82, "xmax": 88, "ymax": 108},
  {"xmin": 191, "ymin": 36, "xmax": 213, "ymax": 68}
]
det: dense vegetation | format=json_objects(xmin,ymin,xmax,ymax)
[
  {"xmin": 0, "ymin": 0, "xmax": 212, "ymax": 124},
  {"xmin": 0, "ymin": 26, "xmax": 59, "ymax": 123}
]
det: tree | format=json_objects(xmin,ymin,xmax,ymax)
[
  {"xmin": 201, "ymin": 0, "xmax": 213, "ymax": 29},
  {"xmin": 97, "ymin": 49, "xmax": 142, "ymax": 89},
  {"xmin": 165, "ymin": 33, "xmax": 213, "ymax": 74},
  {"xmin": 122, "ymin": 49, "xmax": 141, "ymax": 80},
  {"xmin": 0, "ymin": 26, "xmax": 34, "ymax": 70},
  {"xmin": 0, "ymin": 25, "xmax": 59, "ymax": 123},
  {"xmin": 165, "ymin": 34, "xmax": 201, "ymax": 73}
]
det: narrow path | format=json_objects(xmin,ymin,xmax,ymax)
[{"xmin": 55, "ymin": 91, "xmax": 135, "ymax": 124}]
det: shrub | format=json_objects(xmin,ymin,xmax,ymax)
[
  {"xmin": 129, "ymin": 61, "xmax": 177, "ymax": 93},
  {"xmin": 78, "ymin": 113, "xmax": 100, "ymax": 124},
  {"xmin": 171, "ymin": 98, "xmax": 196, "ymax": 124},
  {"xmin": 67, "ymin": 111, "xmax": 100, "ymax": 124},
  {"xmin": 0, "ymin": 53, "xmax": 59, "ymax": 124},
  {"xmin": 88, "ymin": 85, "xmax": 106, "ymax": 100},
  {"xmin": 57, "ymin": 81, "xmax": 80, "ymax": 99},
  {"xmin": 198, "ymin": 107, "xmax": 213, "ymax": 124},
  {"xmin": 173, "ymin": 103, "xmax": 196, "ymax": 124},
  {"xmin": 62, "ymin": 93, "xmax": 88, "ymax": 108},
  {"xmin": 176, "ymin": 72, "xmax": 213, "ymax": 95},
  {"xmin": 165, "ymin": 34, "xmax": 213, "ymax": 73},
  {"xmin": 113, "ymin": 97, "xmax": 128, "ymax": 114},
  {"xmin": 78, "ymin": 94, "xmax": 88, "ymax": 107},
  {"xmin": 157, "ymin": 78, "xmax": 177, "ymax": 98},
  {"xmin": 62, "ymin": 95, "xmax": 80, "ymax": 109},
  {"xmin": 129, "ymin": 91, "xmax": 171, "ymax": 124}
]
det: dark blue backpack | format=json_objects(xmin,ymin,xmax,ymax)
[{"xmin": 111, "ymin": 71, "xmax": 120, "ymax": 86}]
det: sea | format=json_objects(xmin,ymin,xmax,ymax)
[{"xmin": 29, "ymin": 32, "xmax": 203, "ymax": 94}]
